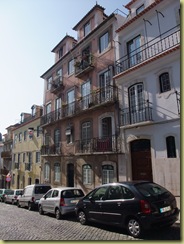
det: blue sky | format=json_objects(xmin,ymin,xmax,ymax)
[{"xmin": 0, "ymin": 0, "xmax": 129, "ymax": 136}]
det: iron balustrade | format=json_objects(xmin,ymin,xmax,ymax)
[
  {"xmin": 41, "ymin": 85, "xmax": 118, "ymax": 126},
  {"xmin": 121, "ymin": 100, "xmax": 153, "ymax": 126},
  {"xmin": 41, "ymin": 144, "xmax": 61, "ymax": 155},
  {"xmin": 75, "ymin": 135, "xmax": 119, "ymax": 154},
  {"xmin": 116, "ymin": 26, "xmax": 180, "ymax": 74}
]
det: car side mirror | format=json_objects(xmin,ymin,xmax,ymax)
[{"xmin": 89, "ymin": 196, "xmax": 95, "ymax": 202}]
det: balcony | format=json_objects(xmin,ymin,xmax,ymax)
[
  {"xmin": 1, "ymin": 151, "xmax": 11, "ymax": 159},
  {"xmin": 25, "ymin": 163, "xmax": 32, "ymax": 171},
  {"xmin": 50, "ymin": 76, "xmax": 64, "ymax": 94},
  {"xmin": 41, "ymin": 144, "xmax": 61, "ymax": 156},
  {"xmin": 115, "ymin": 26, "xmax": 180, "ymax": 75},
  {"xmin": 75, "ymin": 53, "xmax": 94, "ymax": 77},
  {"xmin": 75, "ymin": 135, "xmax": 120, "ymax": 154},
  {"xmin": 41, "ymin": 85, "xmax": 118, "ymax": 126},
  {"xmin": 120, "ymin": 101, "xmax": 153, "ymax": 126}
]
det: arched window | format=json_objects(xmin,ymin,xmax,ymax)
[
  {"xmin": 166, "ymin": 136, "xmax": 176, "ymax": 158},
  {"xmin": 44, "ymin": 163, "xmax": 50, "ymax": 182},
  {"xmin": 102, "ymin": 165, "xmax": 114, "ymax": 184},
  {"xmin": 54, "ymin": 163, "xmax": 61, "ymax": 182},
  {"xmin": 83, "ymin": 164, "xmax": 92, "ymax": 184},
  {"xmin": 159, "ymin": 72, "xmax": 171, "ymax": 93}
]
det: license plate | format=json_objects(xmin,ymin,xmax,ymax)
[
  {"xmin": 70, "ymin": 199, "xmax": 79, "ymax": 204},
  {"xmin": 160, "ymin": 206, "xmax": 171, "ymax": 213}
]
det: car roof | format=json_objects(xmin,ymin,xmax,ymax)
[
  {"xmin": 51, "ymin": 187, "xmax": 82, "ymax": 191},
  {"xmin": 97, "ymin": 181, "xmax": 151, "ymax": 188}
]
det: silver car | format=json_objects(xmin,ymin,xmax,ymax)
[
  {"xmin": 38, "ymin": 187, "xmax": 85, "ymax": 220},
  {"xmin": 4, "ymin": 189, "xmax": 23, "ymax": 205}
]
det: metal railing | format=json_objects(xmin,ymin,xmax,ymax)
[
  {"xmin": 75, "ymin": 53, "xmax": 94, "ymax": 77},
  {"xmin": 41, "ymin": 144, "xmax": 61, "ymax": 155},
  {"xmin": 116, "ymin": 26, "xmax": 180, "ymax": 74},
  {"xmin": 75, "ymin": 135, "xmax": 119, "ymax": 154},
  {"xmin": 41, "ymin": 85, "xmax": 118, "ymax": 126},
  {"xmin": 120, "ymin": 100, "xmax": 153, "ymax": 126}
]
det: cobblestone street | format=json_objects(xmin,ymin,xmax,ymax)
[{"xmin": 0, "ymin": 203, "xmax": 180, "ymax": 241}]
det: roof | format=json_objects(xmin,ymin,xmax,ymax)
[
  {"xmin": 51, "ymin": 35, "xmax": 77, "ymax": 53},
  {"xmin": 72, "ymin": 3, "xmax": 107, "ymax": 30},
  {"xmin": 125, "ymin": 0, "xmax": 139, "ymax": 10}
]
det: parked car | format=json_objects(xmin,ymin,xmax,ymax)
[
  {"xmin": 4, "ymin": 189, "xmax": 23, "ymax": 205},
  {"xmin": 0, "ymin": 189, "xmax": 14, "ymax": 202},
  {"xmin": 75, "ymin": 181, "xmax": 179, "ymax": 238},
  {"xmin": 17, "ymin": 184, "xmax": 51, "ymax": 210},
  {"xmin": 38, "ymin": 187, "xmax": 85, "ymax": 220}
]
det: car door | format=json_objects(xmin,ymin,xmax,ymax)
[
  {"xmin": 84, "ymin": 186, "xmax": 108, "ymax": 222},
  {"xmin": 41, "ymin": 190, "xmax": 53, "ymax": 212},
  {"xmin": 101, "ymin": 185, "xmax": 135, "ymax": 224},
  {"xmin": 50, "ymin": 189, "xmax": 59, "ymax": 213}
]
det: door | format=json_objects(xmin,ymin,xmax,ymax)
[
  {"xmin": 127, "ymin": 35, "xmax": 141, "ymax": 67},
  {"xmin": 131, "ymin": 139, "xmax": 153, "ymax": 181},
  {"xmin": 67, "ymin": 163, "xmax": 74, "ymax": 187}
]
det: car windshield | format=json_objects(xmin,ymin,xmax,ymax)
[
  {"xmin": 136, "ymin": 182, "xmax": 169, "ymax": 198},
  {"xmin": 16, "ymin": 191, "xmax": 23, "ymax": 195},
  {"xmin": 61, "ymin": 189, "xmax": 84, "ymax": 198},
  {"xmin": 34, "ymin": 186, "xmax": 51, "ymax": 194}
]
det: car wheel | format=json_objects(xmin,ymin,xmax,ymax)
[
  {"xmin": 28, "ymin": 202, "xmax": 32, "ymax": 211},
  {"xmin": 39, "ymin": 205, "xmax": 44, "ymax": 215},
  {"xmin": 17, "ymin": 201, "xmax": 21, "ymax": 208},
  {"xmin": 127, "ymin": 218, "xmax": 142, "ymax": 238},
  {"xmin": 78, "ymin": 210, "xmax": 88, "ymax": 225},
  {"xmin": 55, "ymin": 208, "xmax": 61, "ymax": 220},
  {"xmin": 12, "ymin": 200, "xmax": 14, "ymax": 205}
]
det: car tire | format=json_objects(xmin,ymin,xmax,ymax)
[
  {"xmin": 28, "ymin": 202, "xmax": 32, "ymax": 211},
  {"xmin": 12, "ymin": 200, "xmax": 14, "ymax": 205},
  {"xmin": 127, "ymin": 218, "xmax": 142, "ymax": 238},
  {"xmin": 39, "ymin": 205, "xmax": 44, "ymax": 215},
  {"xmin": 55, "ymin": 208, "xmax": 61, "ymax": 220},
  {"xmin": 78, "ymin": 210, "xmax": 88, "ymax": 225},
  {"xmin": 17, "ymin": 201, "xmax": 21, "ymax": 208}
]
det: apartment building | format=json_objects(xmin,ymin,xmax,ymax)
[
  {"xmin": 0, "ymin": 125, "xmax": 19, "ymax": 188},
  {"xmin": 114, "ymin": 0, "xmax": 180, "ymax": 203},
  {"xmin": 11, "ymin": 105, "xmax": 43, "ymax": 189},
  {"xmin": 40, "ymin": 4, "xmax": 126, "ymax": 193}
]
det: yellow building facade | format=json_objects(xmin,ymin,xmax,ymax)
[{"xmin": 11, "ymin": 106, "xmax": 43, "ymax": 189}]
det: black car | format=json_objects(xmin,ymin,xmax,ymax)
[{"xmin": 75, "ymin": 181, "xmax": 179, "ymax": 238}]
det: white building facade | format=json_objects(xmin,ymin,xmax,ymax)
[{"xmin": 114, "ymin": 0, "xmax": 180, "ymax": 205}]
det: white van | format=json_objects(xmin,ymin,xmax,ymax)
[{"xmin": 17, "ymin": 184, "xmax": 51, "ymax": 210}]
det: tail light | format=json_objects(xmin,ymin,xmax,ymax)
[
  {"xmin": 140, "ymin": 200, "xmax": 151, "ymax": 214},
  {"xmin": 60, "ymin": 198, "xmax": 66, "ymax": 206},
  {"xmin": 31, "ymin": 197, "xmax": 35, "ymax": 202}
]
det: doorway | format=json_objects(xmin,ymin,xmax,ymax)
[{"xmin": 67, "ymin": 163, "xmax": 74, "ymax": 187}]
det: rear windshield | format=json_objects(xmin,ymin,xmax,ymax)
[
  {"xmin": 34, "ymin": 186, "xmax": 51, "ymax": 194},
  {"xmin": 136, "ymin": 182, "xmax": 169, "ymax": 198},
  {"xmin": 16, "ymin": 190, "xmax": 23, "ymax": 195},
  {"xmin": 61, "ymin": 189, "xmax": 84, "ymax": 198},
  {"xmin": 5, "ymin": 190, "xmax": 14, "ymax": 195}
]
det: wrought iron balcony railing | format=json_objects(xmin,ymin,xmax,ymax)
[
  {"xmin": 50, "ymin": 76, "xmax": 64, "ymax": 94},
  {"xmin": 41, "ymin": 143, "xmax": 61, "ymax": 156},
  {"xmin": 1, "ymin": 151, "xmax": 11, "ymax": 158},
  {"xmin": 115, "ymin": 25, "xmax": 180, "ymax": 75},
  {"xmin": 120, "ymin": 100, "xmax": 153, "ymax": 126},
  {"xmin": 75, "ymin": 135, "xmax": 120, "ymax": 154},
  {"xmin": 25, "ymin": 163, "xmax": 32, "ymax": 171},
  {"xmin": 75, "ymin": 53, "xmax": 94, "ymax": 77},
  {"xmin": 41, "ymin": 85, "xmax": 118, "ymax": 126}
]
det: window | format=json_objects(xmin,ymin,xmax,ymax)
[
  {"xmin": 14, "ymin": 134, "xmax": 17, "ymax": 144},
  {"xmin": 23, "ymin": 153, "xmax": 26, "ymax": 162},
  {"xmin": 166, "ymin": 136, "xmax": 176, "ymax": 158},
  {"xmin": 58, "ymin": 47, "xmax": 63, "ymax": 59},
  {"xmin": 36, "ymin": 126, "xmax": 40, "ymax": 137},
  {"xmin": 19, "ymin": 132, "xmax": 22, "ymax": 142},
  {"xmin": 136, "ymin": 4, "xmax": 144, "ymax": 15},
  {"xmin": 129, "ymin": 83, "xmax": 144, "ymax": 112},
  {"xmin": 47, "ymin": 77, "xmax": 52, "ymax": 90},
  {"xmin": 90, "ymin": 186, "xmax": 108, "ymax": 201},
  {"xmin": 54, "ymin": 129, "xmax": 61, "ymax": 152},
  {"xmin": 56, "ymin": 68, "xmax": 63, "ymax": 82},
  {"xmin": 66, "ymin": 126, "xmax": 73, "ymax": 144},
  {"xmin": 52, "ymin": 190, "xmax": 59, "ymax": 197},
  {"xmin": 44, "ymin": 163, "xmax": 50, "ymax": 181},
  {"xmin": 159, "ymin": 72, "xmax": 171, "ymax": 93},
  {"xmin": 99, "ymin": 32, "xmax": 109, "ymax": 53},
  {"xmin": 36, "ymin": 152, "xmax": 40, "ymax": 163},
  {"xmin": 127, "ymin": 35, "xmax": 141, "ymax": 67},
  {"xmin": 81, "ymin": 80, "xmax": 91, "ymax": 109},
  {"xmin": 84, "ymin": 21, "xmax": 91, "ymax": 36},
  {"xmin": 83, "ymin": 164, "xmax": 92, "ymax": 184},
  {"xmin": 28, "ymin": 152, "xmax": 32, "ymax": 163},
  {"xmin": 102, "ymin": 165, "xmax": 114, "ymax": 184},
  {"xmin": 67, "ymin": 90, "xmax": 75, "ymax": 115},
  {"xmin": 24, "ymin": 131, "xmax": 27, "ymax": 141},
  {"xmin": 99, "ymin": 70, "xmax": 112, "ymax": 101},
  {"xmin": 46, "ymin": 103, "xmax": 51, "ymax": 123},
  {"xmin": 54, "ymin": 163, "xmax": 61, "ymax": 182},
  {"xmin": 82, "ymin": 121, "xmax": 91, "ymax": 142},
  {"xmin": 18, "ymin": 153, "xmax": 21, "ymax": 163},
  {"xmin": 68, "ymin": 59, "xmax": 74, "ymax": 75}
]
